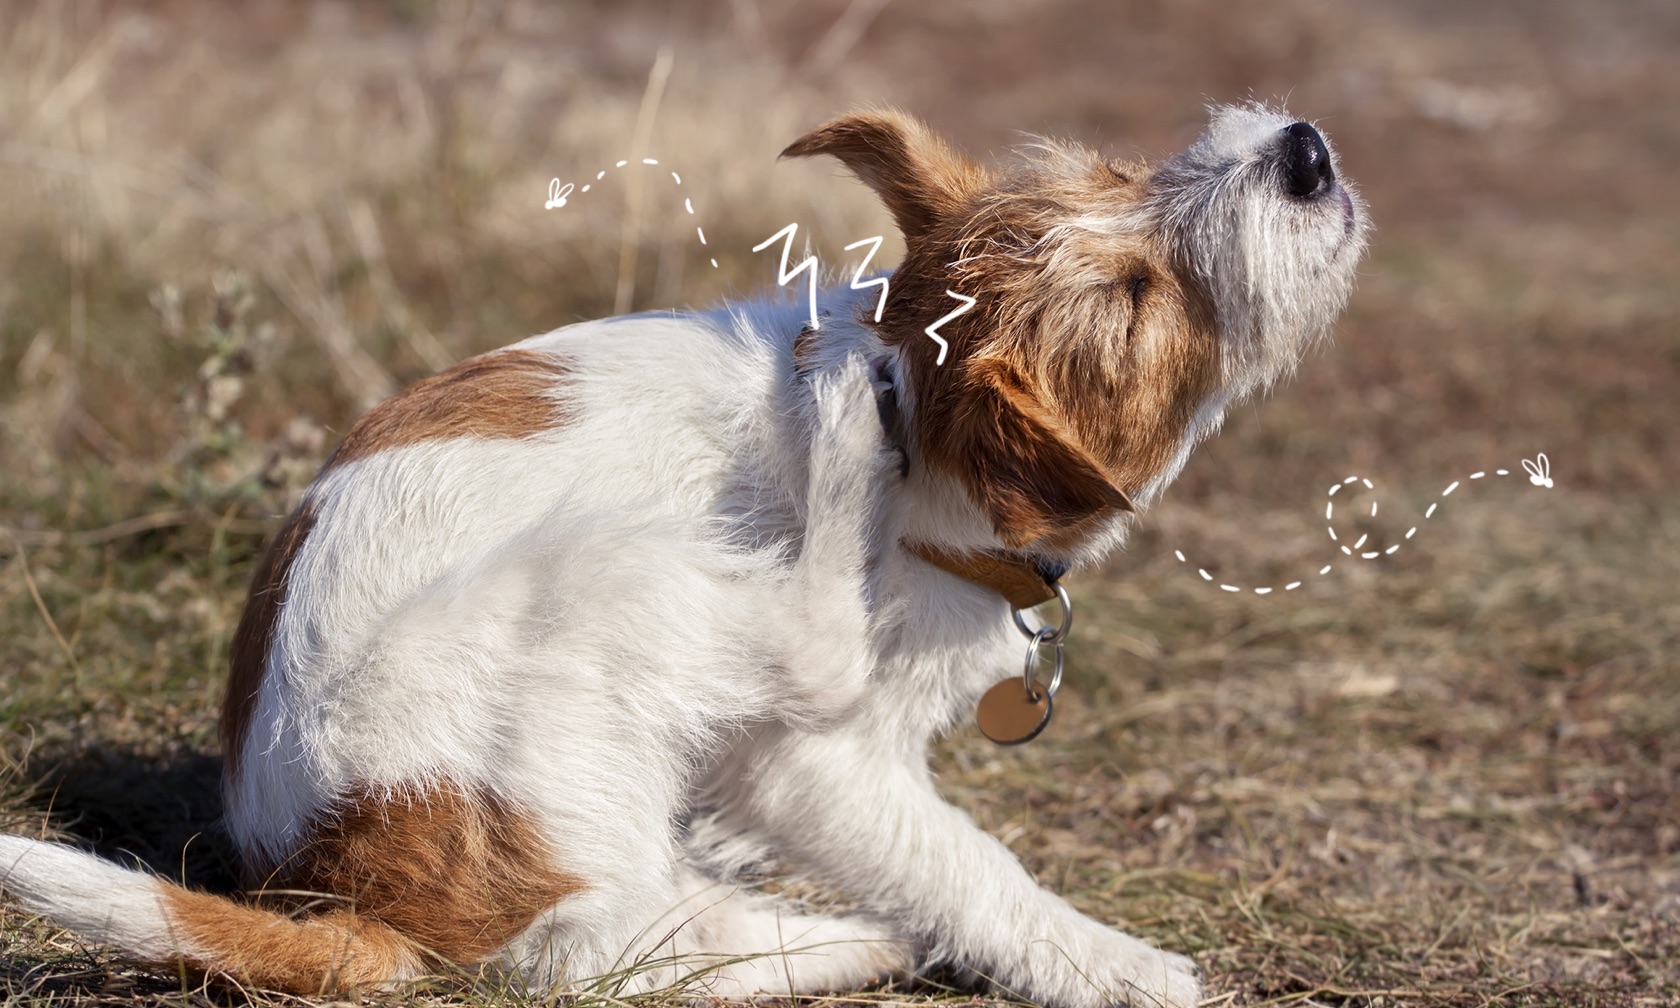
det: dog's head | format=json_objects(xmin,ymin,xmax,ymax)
[{"xmin": 785, "ymin": 106, "xmax": 1367, "ymax": 553}]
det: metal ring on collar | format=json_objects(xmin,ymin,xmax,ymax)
[
  {"xmin": 1012, "ymin": 581, "xmax": 1073, "ymax": 645},
  {"xmin": 1021, "ymin": 626, "xmax": 1066, "ymax": 699}
]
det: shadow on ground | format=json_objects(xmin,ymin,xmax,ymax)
[{"xmin": 25, "ymin": 745, "xmax": 238, "ymax": 895}]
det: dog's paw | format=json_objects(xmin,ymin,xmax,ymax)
[
  {"xmin": 869, "ymin": 354, "xmax": 911, "ymax": 477},
  {"xmin": 1109, "ymin": 946, "xmax": 1202, "ymax": 1008},
  {"xmin": 810, "ymin": 353, "xmax": 902, "ymax": 486},
  {"xmin": 1014, "ymin": 929, "xmax": 1202, "ymax": 1008}
]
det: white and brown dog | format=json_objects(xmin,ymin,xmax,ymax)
[{"xmin": 1, "ymin": 105, "xmax": 1365, "ymax": 1007}]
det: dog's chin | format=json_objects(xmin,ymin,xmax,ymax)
[{"xmin": 1295, "ymin": 180, "xmax": 1362, "ymax": 258}]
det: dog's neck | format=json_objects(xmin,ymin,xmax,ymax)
[
  {"xmin": 788, "ymin": 290, "xmax": 1075, "ymax": 610},
  {"xmin": 868, "ymin": 338, "xmax": 1070, "ymax": 608}
]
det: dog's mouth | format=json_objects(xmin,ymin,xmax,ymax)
[{"xmin": 1333, "ymin": 185, "xmax": 1359, "ymax": 250}]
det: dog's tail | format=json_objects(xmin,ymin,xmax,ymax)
[{"xmin": 0, "ymin": 833, "xmax": 418, "ymax": 993}]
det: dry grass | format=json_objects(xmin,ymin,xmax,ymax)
[{"xmin": 2, "ymin": 1, "xmax": 1676, "ymax": 1006}]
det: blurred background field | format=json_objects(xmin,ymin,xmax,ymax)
[{"xmin": 0, "ymin": 1, "xmax": 1675, "ymax": 1005}]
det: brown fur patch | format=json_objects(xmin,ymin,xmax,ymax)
[
  {"xmin": 165, "ymin": 887, "xmax": 418, "ymax": 994},
  {"xmin": 221, "ymin": 501, "xmax": 317, "ymax": 778},
  {"xmin": 251, "ymin": 782, "xmax": 585, "ymax": 968},
  {"xmin": 785, "ymin": 112, "xmax": 1222, "ymax": 549},
  {"xmin": 326, "ymin": 349, "xmax": 571, "ymax": 467}
]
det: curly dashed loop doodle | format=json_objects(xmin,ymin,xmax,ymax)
[
  {"xmin": 544, "ymin": 159, "xmax": 719, "ymax": 269},
  {"xmin": 1172, "ymin": 454, "xmax": 1554, "ymax": 594}
]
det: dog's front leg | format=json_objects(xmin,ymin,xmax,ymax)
[{"xmin": 728, "ymin": 724, "xmax": 1201, "ymax": 1008}]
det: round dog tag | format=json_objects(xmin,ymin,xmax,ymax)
[{"xmin": 976, "ymin": 678, "xmax": 1053, "ymax": 745}]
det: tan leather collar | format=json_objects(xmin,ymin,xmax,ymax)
[{"xmin": 903, "ymin": 539, "xmax": 1060, "ymax": 609}]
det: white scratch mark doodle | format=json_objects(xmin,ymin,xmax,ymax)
[
  {"xmin": 926, "ymin": 290, "xmax": 976, "ymax": 366},
  {"xmin": 752, "ymin": 222, "xmax": 822, "ymax": 330},
  {"xmin": 843, "ymin": 235, "xmax": 890, "ymax": 323}
]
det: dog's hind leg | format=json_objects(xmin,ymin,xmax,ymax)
[{"xmin": 775, "ymin": 353, "xmax": 902, "ymax": 723}]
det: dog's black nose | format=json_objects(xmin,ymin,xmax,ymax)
[{"xmin": 1282, "ymin": 121, "xmax": 1334, "ymax": 197}]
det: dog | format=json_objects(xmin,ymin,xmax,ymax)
[{"xmin": 0, "ymin": 104, "xmax": 1366, "ymax": 1008}]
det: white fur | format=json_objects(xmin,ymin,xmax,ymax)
[
  {"xmin": 0, "ymin": 834, "xmax": 181, "ymax": 960},
  {"xmin": 2, "ymin": 106, "xmax": 1370, "ymax": 1008},
  {"xmin": 1151, "ymin": 103, "xmax": 1369, "ymax": 396}
]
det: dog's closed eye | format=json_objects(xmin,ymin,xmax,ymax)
[
  {"xmin": 1119, "ymin": 273, "xmax": 1149, "ymax": 345},
  {"xmin": 1127, "ymin": 274, "xmax": 1149, "ymax": 308}
]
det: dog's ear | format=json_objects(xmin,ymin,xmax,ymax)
[
  {"xmin": 782, "ymin": 109, "xmax": 986, "ymax": 243},
  {"xmin": 955, "ymin": 359, "xmax": 1135, "ymax": 549}
]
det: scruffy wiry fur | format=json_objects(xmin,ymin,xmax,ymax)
[
  {"xmin": 1150, "ymin": 103, "xmax": 1367, "ymax": 394},
  {"xmin": 1, "ymin": 105, "xmax": 1366, "ymax": 1008}
]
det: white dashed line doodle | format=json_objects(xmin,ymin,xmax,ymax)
[
  {"xmin": 1172, "ymin": 453, "xmax": 1554, "ymax": 594},
  {"xmin": 544, "ymin": 159, "xmax": 719, "ymax": 269}
]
